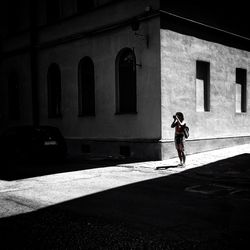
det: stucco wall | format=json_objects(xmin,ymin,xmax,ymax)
[
  {"xmin": 38, "ymin": 17, "xmax": 161, "ymax": 140},
  {"xmin": 161, "ymin": 29, "xmax": 250, "ymax": 141}
]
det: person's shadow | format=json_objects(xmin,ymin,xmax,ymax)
[{"xmin": 155, "ymin": 165, "xmax": 180, "ymax": 170}]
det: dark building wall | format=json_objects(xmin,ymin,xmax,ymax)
[{"xmin": 0, "ymin": 0, "xmax": 162, "ymax": 160}]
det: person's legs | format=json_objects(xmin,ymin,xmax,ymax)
[
  {"xmin": 175, "ymin": 135, "xmax": 185, "ymax": 166},
  {"xmin": 177, "ymin": 149, "xmax": 182, "ymax": 165},
  {"xmin": 180, "ymin": 138, "xmax": 186, "ymax": 167},
  {"xmin": 181, "ymin": 150, "xmax": 186, "ymax": 167}
]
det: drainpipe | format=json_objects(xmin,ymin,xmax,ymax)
[{"xmin": 29, "ymin": 0, "xmax": 39, "ymax": 127}]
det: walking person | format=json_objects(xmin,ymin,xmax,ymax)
[{"xmin": 171, "ymin": 112, "xmax": 186, "ymax": 167}]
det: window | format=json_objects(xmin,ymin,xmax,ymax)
[
  {"xmin": 78, "ymin": 57, "xmax": 95, "ymax": 116},
  {"xmin": 235, "ymin": 68, "xmax": 247, "ymax": 113},
  {"xmin": 77, "ymin": 0, "xmax": 94, "ymax": 13},
  {"xmin": 115, "ymin": 48, "xmax": 137, "ymax": 114},
  {"xmin": 8, "ymin": 72, "xmax": 20, "ymax": 120},
  {"xmin": 196, "ymin": 61, "xmax": 210, "ymax": 112},
  {"xmin": 47, "ymin": 63, "xmax": 62, "ymax": 118},
  {"xmin": 46, "ymin": 0, "xmax": 61, "ymax": 24}
]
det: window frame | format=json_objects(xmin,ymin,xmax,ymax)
[
  {"xmin": 235, "ymin": 67, "xmax": 247, "ymax": 113},
  {"xmin": 78, "ymin": 56, "xmax": 96, "ymax": 117},
  {"xmin": 115, "ymin": 48, "xmax": 137, "ymax": 114},
  {"xmin": 196, "ymin": 60, "xmax": 210, "ymax": 112},
  {"xmin": 47, "ymin": 63, "xmax": 62, "ymax": 118}
]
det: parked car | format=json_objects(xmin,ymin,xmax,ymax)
[{"xmin": 0, "ymin": 125, "xmax": 67, "ymax": 162}]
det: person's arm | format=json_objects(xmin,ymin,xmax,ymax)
[
  {"xmin": 171, "ymin": 116, "xmax": 177, "ymax": 128},
  {"xmin": 175, "ymin": 116, "xmax": 186, "ymax": 127}
]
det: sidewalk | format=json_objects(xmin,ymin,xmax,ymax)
[
  {"xmin": 118, "ymin": 143, "xmax": 250, "ymax": 170},
  {"xmin": 1, "ymin": 144, "xmax": 250, "ymax": 249},
  {"xmin": 1, "ymin": 144, "xmax": 250, "ymax": 218}
]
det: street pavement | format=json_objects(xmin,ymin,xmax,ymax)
[{"xmin": 0, "ymin": 144, "xmax": 250, "ymax": 249}]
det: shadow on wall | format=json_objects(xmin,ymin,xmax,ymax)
[
  {"xmin": 1, "ymin": 154, "xmax": 250, "ymax": 249},
  {"xmin": 160, "ymin": 9, "xmax": 250, "ymax": 52}
]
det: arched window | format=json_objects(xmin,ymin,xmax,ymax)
[
  {"xmin": 78, "ymin": 57, "xmax": 95, "ymax": 116},
  {"xmin": 8, "ymin": 71, "xmax": 20, "ymax": 120},
  {"xmin": 46, "ymin": 0, "xmax": 61, "ymax": 24},
  {"xmin": 115, "ymin": 48, "xmax": 137, "ymax": 114},
  {"xmin": 47, "ymin": 63, "xmax": 62, "ymax": 118}
]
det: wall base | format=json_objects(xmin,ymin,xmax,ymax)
[
  {"xmin": 161, "ymin": 136, "xmax": 250, "ymax": 160},
  {"xmin": 66, "ymin": 136, "xmax": 250, "ymax": 161},
  {"xmin": 66, "ymin": 138, "xmax": 162, "ymax": 161}
]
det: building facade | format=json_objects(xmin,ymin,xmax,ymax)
[{"xmin": 0, "ymin": 0, "xmax": 249, "ymax": 160}]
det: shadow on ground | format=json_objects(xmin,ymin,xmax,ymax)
[
  {"xmin": 0, "ymin": 156, "xmax": 142, "ymax": 181},
  {"xmin": 1, "ymin": 154, "xmax": 250, "ymax": 249}
]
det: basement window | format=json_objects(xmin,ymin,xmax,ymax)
[
  {"xmin": 81, "ymin": 144, "xmax": 91, "ymax": 153},
  {"xmin": 120, "ymin": 146, "xmax": 131, "ymax": 157}
]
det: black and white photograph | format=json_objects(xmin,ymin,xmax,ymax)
[{"xmin": 0, "ymin": 0, "xmax": 250, "ymax": 249}]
